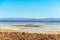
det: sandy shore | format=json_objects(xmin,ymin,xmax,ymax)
[
  {"xmin": 0, "ymin": 26, "xmax": 60, "ymax": 40},
  {"xmin": 1, "ymin": 31, "xmax": 60, "ymax": 40},
  {"xmin": 0, "ymin": 26, "xmax": 60, "ymax": 34}
]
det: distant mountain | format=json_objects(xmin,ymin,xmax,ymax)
[
  {"xmin": 39, "ymin": 18, "xmax": 60, "ymax": 21},
  {"xmin": 0, "ymin": 18, "xmax": 60, "ymax": 22}
]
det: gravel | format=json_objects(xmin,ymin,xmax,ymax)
[{"xmin": 0, "ymin": 32, "xmax": 60, "ymax": 40}]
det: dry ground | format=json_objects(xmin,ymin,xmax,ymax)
[
  {"xmin": 0, "ymin": 26, "xmax": 60, "ymax": 40},
  {"xmin": 0, "ymin": 31, "xmax": 60, "ymax": 40}
]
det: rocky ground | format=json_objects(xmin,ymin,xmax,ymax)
[
  {"xmin": 0, "ymin": 32, "xmax": 60, "ymax": 40},
  {"xmin": 0, "ymin": 26, "xmax": 60, "ymax": 40}
]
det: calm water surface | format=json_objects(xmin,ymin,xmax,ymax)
[{"xmin": 0, "ymin": 22, "xmax": 60, "ymax": 31}]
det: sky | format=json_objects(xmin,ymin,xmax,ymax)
[{"xmin": 0, "ymin": 0, "xmax": 60, "ymax": 18}]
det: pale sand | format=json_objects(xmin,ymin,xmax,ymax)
[
  {"xmin": 0, "ymin": 26, "xmax": 60, "ymax": 34},
  {"xmin": 0, "ymin": 26, "xmax": 60, "ymax": 40}
]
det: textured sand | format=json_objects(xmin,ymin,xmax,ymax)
[
  {"xmin": 0, "ymin": 32, "xmax": 60, "ymax": 40},
  {"xmin": 0, "ymin": 26, "xmax": 60, "ymax": 40}
]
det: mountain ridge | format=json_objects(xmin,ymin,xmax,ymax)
[{"xmin": 0, "ymin": 18, "xmax": 60, "ymax": 22}]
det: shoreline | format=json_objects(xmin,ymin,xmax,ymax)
[
  {"xmin": 0, "ymin": 26, "xmax": 60, "ymax": 34},
  {"xmin": 0, "ymin": 26, "xmax": 60, "ymax": 40}
]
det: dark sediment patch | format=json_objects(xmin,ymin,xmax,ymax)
[{"xmin": 11, "ymin": 25, "xmax": 40, "ymax": 27}]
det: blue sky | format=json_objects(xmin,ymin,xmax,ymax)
[{"xmin": 0, "ymin": 0, "xmax": 60, "ymax": 18}]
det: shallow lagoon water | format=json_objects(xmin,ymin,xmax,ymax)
[{"xmin": 0, "ymin": 22, "xmax": 60, "ymax": 31}]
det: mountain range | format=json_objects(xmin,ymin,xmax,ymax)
[{"xmin": 0, "ymin": 18, "xmax": 60, "ymax": 22}]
